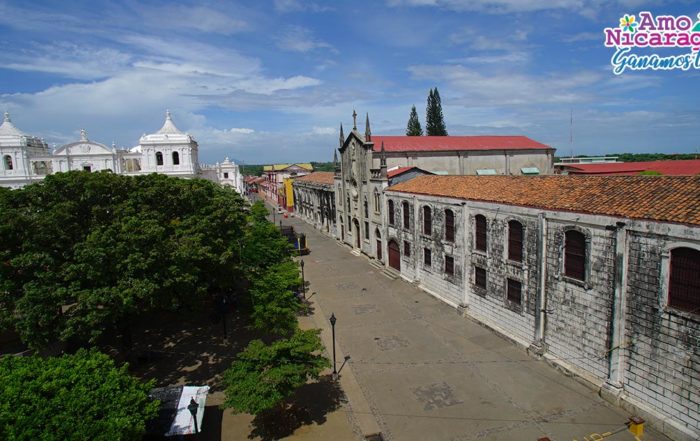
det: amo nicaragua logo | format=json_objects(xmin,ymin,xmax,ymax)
[{"xmin": 604, "ymin": 11, "xmax": 700, "ymax": 74}]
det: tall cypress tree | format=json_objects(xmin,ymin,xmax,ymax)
[
  {"xmin": 405, "ymin": 105, "xmax": 423, "ymax": 136},
  {"xmin": 425, "ymin": 87, "xmax": 448, "ymax": 136}
]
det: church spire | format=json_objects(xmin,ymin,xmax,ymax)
[
  {"xmin": 80, "ymin": 129, "xmax": 88, "ymax": 141},
  {"xmin": 339, "ymin": 123, "xmax": 344, "ymax": 147},
  {"xmin": 380, "ymin": 141, "xmax": 386, "ymax": 167},
  {"xmin": 364, "ymin": 113, "xmax": 371, "ymax": 142},
  {"xmin": 352, "ymin": 109, "xmax": 357, "ymax": 130},
  {"xmin": 3, "ymin": 111, "xmax": 10, "ymax": 123}
]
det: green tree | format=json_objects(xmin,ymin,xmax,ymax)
[
  {"xmin": 406, "ymin": 105, "xmax": 423, "ymax": 136},
  {"xmin": 0, "ymin": 349, "xmax": 158, "ymax": 441},
  {"xmin": 0, "ymin": 171, "xmax": 247, "ymax": 350},
  {"xmin": 222, "ymin": 329, "xmax": 330, "ymax": 415},
  {"xmin": 425, "ymin": 87, "xmax": 448, "ymax": 136},
  {"xmin": 249, "ymin": 260, "xmax": 302, "ymax": 336}
]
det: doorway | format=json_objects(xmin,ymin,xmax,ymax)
[{"xmin": 388, "ymin": 239, "xmax": 400, "ymax": 271}]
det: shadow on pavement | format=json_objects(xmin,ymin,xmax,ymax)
[{"xmin": 248, "ymin": 376, "xmax": 346, "ymax": 441}]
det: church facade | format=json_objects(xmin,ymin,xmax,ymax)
[
  {"xmin": 0, "ymin": 111, "xmax": 244, "ymax": 193},
  {"xmin": 334, "ymin": 111, "xmax": 555, "ymax": 259}
]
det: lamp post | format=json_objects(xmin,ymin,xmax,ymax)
[
  {"xmin": 187, "ymin": 398, "xmax": 199, "ymax": 434},
  {"xmin": 300, "ymin": 259, "xmax": 306, "ymax": 299},
  {"xmin": 220, "ymin": 295, "xmax": 228, "ymax": 340},
  {"xmin": 329, "ymin": 313, "xmax": 337, "ymax": 380}
]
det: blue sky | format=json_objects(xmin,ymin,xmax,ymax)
[{"xmin": 1, "ymin": 0, "xmax": 699, "ymax": 164}]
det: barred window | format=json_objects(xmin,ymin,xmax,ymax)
[
  {"xmin": 423, "ymin": 206, "xmax": 432, "ymax": 235},
  {"xmin": 508, "ymin": 220, "xmax": 523, "ymax": 262},
  {"xmin": 669, "ymin": 247, "xmax": 700, "ymax": 314},
  {"xmin": 445, "ymin": 209, "xmax": 454, "ymax": 242},
  {"xmin": 564, "ymin": 230, "xmax": 586, "ymax": 281},
  {"xmin": 402, "ymin": 201, "xmax": 410, "ymax": 229},
  {"xmin": 475, "ymin": 215, "xmax": 487, "ymax": 252},
  {"xmin": 474, "ymin": 266, "xmax": 486, "ymax": 289},
  {"xmin": 507, "ymin": 278, "xmax": 522, "ymax": 305},
  {"xmin": 445, "ymin": 256, "xmax": 454, "ymax": 276}
]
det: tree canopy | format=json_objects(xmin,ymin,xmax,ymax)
[
  {"xmin": 0, "ymin": 171, "xmax": 247, "ymax": 350},
  {"xmin": 0, "ymin": 349, "xmax": 158, "ymax": 441},
  {"xmin": 222, "ymin": 329, "xmax": 329, "ymax": 415},
  {"xmin": 249, "ymin": 260, "xmax": 302, "ymax": 336},
  {"xmin": 425, "ymin": 87, "xmax": 448, "ymax": 136},
  {"xmin": 406, "ymin": 105, "xmax": 423, "ymax": 136}
]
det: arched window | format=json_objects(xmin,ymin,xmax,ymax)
[
  {"xmin": 346, "ymin": 196, "xmax": 350, "ymax": 211},
  {"xmin": 3, "ymin": 155, "xmax": 13, "ymax": 170},
  {"xmin": 669, "ymin": 247, "xmax": 700, "ymax": 313},
  {"xmin": 564, "ymin": 230, "xmax": 586, "ymax": 281},
  {"xmin": 508, "ymin": 220, "xmax": 523, "ymax": 262},
  {"xmin": 172, "ymin": 151, "xmax": 180, "ymax": 165},
  {"xmin": 423, "ymin": 206, "xmax": 432, "ymax": 235},
  {"xmin": 445, "ymin": 209, "xmax": 454, "ymax": 242},
  {"xmin": 364, "ymin": 197, "xmax": 368, "ymax": 217},
  {"xmin": 402, "ymin": 201, "xmax": 410, "ymax": 229},
  {"xmin": 374, "ymin": 190, "xmax": 381, "ymax": 213},
  {"xmin": 388, "ymin": 200, "xmax": 395, "ymax": 225},
  {"xmin": 156, "ymin": 151, "xmax": 164, "ymax": 166},
  {"xmin": 475, "ymin": 214, "xmax": 487, "ymax": 252}
]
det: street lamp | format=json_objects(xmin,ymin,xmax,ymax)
[
  {"xmin": 329, "ymin": 313, "xmax": 338, "ymax": 380},
  {"xmin": 300, "ymin": 260, "xmax": 306, "ymax": 299},
  {"xmin": 187, "ymin": 398, "xmax": 199, "ymax": 434}
]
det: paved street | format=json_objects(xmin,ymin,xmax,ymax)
[{"xmin": 281, "ymin": 212, "xmax": 672, "ymax": 441}]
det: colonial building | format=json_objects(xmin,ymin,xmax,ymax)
[
  {"xmin": 382, "ymin": 174, "xmax": 699, "ymax": 441},
  {"xmin": 334, "ymin": 111, "xmax": 554, "ymax": 257},
  {"xmin": 261, "ymin": 163, "xmax": 313, "ymax": 207},
  {"xmin": 0, "ymin": 111, "xmax": 244, "ymax": 194},
  {"xmin": 292, "ymin": 172, "xmax": 337, "ymax": 236}
]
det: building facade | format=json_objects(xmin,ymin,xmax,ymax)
[
  {"xmin": 292, "ymin": 172, "xmax": 337, "ymax": 236},
  {"xmin": 261, "ymin": 163, "xmax": 313, "ymax": 207},
  {"xmin": 333, "ymin": 112, "xmax": 555, "ymax": 260},
  {"xmin": 0, "ymin": 111, "xmax": 244, "ymax": 194},
  {"xmin": 383, "ymin": 175, "xmax": 700, "ymax": 441}
]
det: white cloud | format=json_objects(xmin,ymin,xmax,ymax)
[
  {"xmin": 311, "ymin": 126, "xmax": 336, "ymax": 135},
  {"xmin": 135, "ymin": 5, "xmax": 249, "ymax": 35},
  {"xmin": 230, "ymin": 128, "xmax": 255, "ymax": 134},
  {"xmin": 276, "ymin": 25, "xmax": 335, "ymax": 53}
]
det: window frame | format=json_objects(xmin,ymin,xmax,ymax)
[
  {"xmin": 403, "ymin": 240, "xmax": 411, "ymax": 257},
  {"xmin": 423, "ymin": 206, "xmax": 432, "ymax": 235},
  {"xmin": 155, "ymin": 151, "xmax": 164, "ymax": 166},
  {"xmin": 474, "ymin": 265, "xmax": 487, "ymax": 290},
  {"xmin": 402, "ymin": 201, "xmax": 410, "ymax": 229},
  {"xmin": 172, "ymin": 151, "xmax": 180, "ymax": 165},
  {"xmin": 475, "ymin": 214, "xmax": 487, "ymax": 252},
  {"xmin": 445, "ymin": 255, "xmax": 454, "ymax": 277},
  {"xmin": 424, "ymin": 248, "xmax": 432, "ymax": 268},
  {"xmin": 507, "ymin": 220, "xmax": 524, "ymax": 263},
  {"xmin": 388, "ymin": 200, "xmax": 395, "ymax": 225},
  {"xmin": 564, "ymin": 229, "xmax": 587, "ymax": 281},
  {"xmin": 445, "ymin": 209, "xmax": 455, "ymax": 242},
  {"xmin": 668, "ymin": 246, "xmax": 700, "ymax": 314},
  {"xmin": 506, "ymin": 278, "xmax": 522, "ymax": 306},
  {"xmin": 3, "ymin": 154, "xmax": 13, "ymax": 170}
]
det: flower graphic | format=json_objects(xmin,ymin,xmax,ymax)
[{"xmin": 619, "ymin": 14, "xmax": 637, "ymax": 33}]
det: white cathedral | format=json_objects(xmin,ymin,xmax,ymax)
[{"xmin": 0, "ymin": 111, "xmax": 244, "ymax": 193}]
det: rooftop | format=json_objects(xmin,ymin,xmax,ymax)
[
  {"xmin": 263, "ymin": 163, "xmax": 313, "ymax": 172},
  {"xmin": 387, "ymin": 175, "xmax": 700, "ymax": 226},
  {"xmin": 370, "ymin": 135, "xmax": 552, "ymax": 153},
  {"xmin": 560, "ymin": 159, "xmax": 700, "ymax": 176},
  {"xmin": 294, "ymin": 171, "xmax": 335, "ymax": 185}
]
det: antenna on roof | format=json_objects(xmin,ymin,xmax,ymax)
[{"xmin": 569, "ymin": 108, "xmax": 574, "ymax": 159}]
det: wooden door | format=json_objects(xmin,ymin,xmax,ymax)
[{"xmin": 388, "ymin": 240, "xmax": 400, "ymax": 271}]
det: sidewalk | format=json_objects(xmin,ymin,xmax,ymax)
[{"xmin": 282, "ymin": 213, "xmax": 672, "ymax": 441}]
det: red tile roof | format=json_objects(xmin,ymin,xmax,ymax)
[
  {"xmin": 387, "ymin": 175, "xmax": 700, "ymax": 226},
  {"xmin": 387, "ymin": 167, "xmax": 414, "ymax": 178},
  {"xmin": 562, "ymin": 159, "xmax": 700, "ymax": 176},
  {"xmin": 293, "ymin": 171, "xmax": 335, "ymax": 185},
  {"xmin": 371, "ymin": 135, "xmax": 552, "ymax": 153}
]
